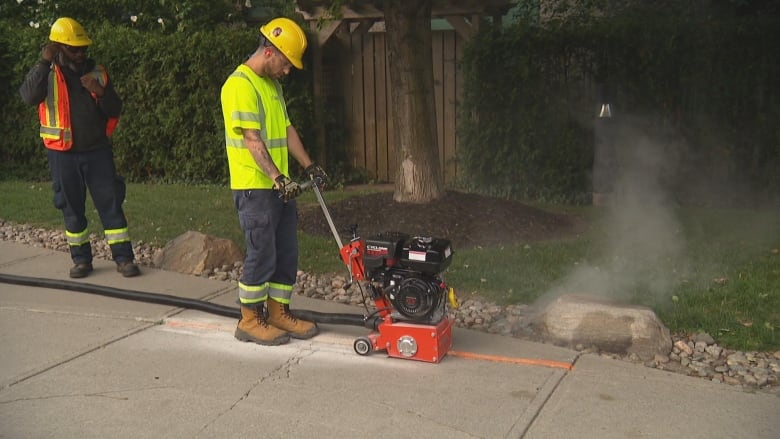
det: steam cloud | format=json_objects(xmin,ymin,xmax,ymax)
[{"xmin": 539, "ymin": 118, "xmax": 687, "ymax": 305}]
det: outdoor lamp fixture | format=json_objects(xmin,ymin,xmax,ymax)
[
  {"xmin": 597, "ymin": 83, "xmax": 614, "ymax": 118},
  {"xmin": 599, "ymin": 102, "xmax": 612, "ymax": 118}
]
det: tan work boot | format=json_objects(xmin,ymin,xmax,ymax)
[
  {"xmin": 266, "ymin": 299, "xmax": 319, "ymax": 339},
  {"xmin": 235, "ymin": 304, "xmax": 290, "ymax": 346}
]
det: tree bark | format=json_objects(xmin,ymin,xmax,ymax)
[{"xmin": 384, "ymin": 0, "xmax": 444, "ymax": 203}]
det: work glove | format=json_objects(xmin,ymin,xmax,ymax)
[
  {"xmin": 304, "ymin": 163, "xmax": 329, "ymax": 189},
  {"xmin": 274, "ymin": 175, "xmax": 301, "ymax": 202}
]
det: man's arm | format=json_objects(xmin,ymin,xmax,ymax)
[
  {"xmin": 19, "ymin": 43, "xmax": 58, "ymax": 106},
  {"xmin": 96, "ymin": 80, "xmax": 122, "ymax": 118},
  {"xmin": 243, "ymin": 129, "xmax": 282, "ymax": 181},
  {"xmin": 80, "ymin": 67, "xmax": 122, "ymax": 117},
  {"xmin": 19, "ymin": 61, "xmax": 51, "ymax": 106}
]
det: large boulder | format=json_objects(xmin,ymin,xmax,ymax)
[
  {"xmin": 153, "ymin": 231, "xmax": 244, "ymax": 275},
  {"xmin": 532, "ymin": 294, "xmax": 672, "ymax": 360}
]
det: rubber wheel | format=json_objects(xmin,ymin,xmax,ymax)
[{"xmin": 353, "ymin": 337, "xmax": 372, "ymax": 356}]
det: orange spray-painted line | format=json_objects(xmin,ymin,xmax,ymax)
[{"xmin": 448, "ymin": 350, "xmax": 574, "ymax": 370}]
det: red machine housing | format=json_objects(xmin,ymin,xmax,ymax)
[
  {"xmin": 340, "ymin": 236, "xmax": 454, "ymax": 364},
  {"xmin": 368, "ymin": 313, "xmax": 453, "ymax": 363}
]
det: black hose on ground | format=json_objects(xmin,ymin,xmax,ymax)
[
  {"xmin": 0, "ymin": 273, "xmax": 379, "ymax": 329},
  {"xmin": 0, "ymin": 272, "xmax": 241, "ymax": 318},
  {"xmin": 292, "ymin": 309, "xmax": 382, "ymax": 330}
]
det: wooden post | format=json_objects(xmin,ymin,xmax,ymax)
[{"xmin": 309, "ymin": 22, "xmax": 327, "ymax": 168}]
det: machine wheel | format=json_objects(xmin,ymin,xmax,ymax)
[{"xmin": 353, "ymin": 337, "xmax": 373, "ymax": 356}]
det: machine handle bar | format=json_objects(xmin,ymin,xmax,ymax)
[{"xmin": 300, "ymin": 178, "xmax": 344, "ymax": 250}]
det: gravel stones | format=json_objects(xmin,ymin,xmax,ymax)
[{"xmin": 1, "ymin": 219, "xmax": 776, "ymax": 394}]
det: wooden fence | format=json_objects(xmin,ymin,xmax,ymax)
[{"xmin": 326, "ymin": 29, "xmax": 465, "ymax": 184}]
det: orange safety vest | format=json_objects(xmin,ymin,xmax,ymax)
[{"xmin": 38, "ymin": 64, "xmax": 119, "ymax": 151}]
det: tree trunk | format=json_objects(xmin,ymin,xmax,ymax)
[{"xmin": 384, "ymin": 0, "xmax": 444, "ymax": 203}]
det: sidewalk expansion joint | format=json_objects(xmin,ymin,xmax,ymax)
[{"xmin": 504, "ymin": 352, "xmax": 582, "ymax": 438}]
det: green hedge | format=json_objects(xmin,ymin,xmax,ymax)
[
  {"xmin": 0, "ymin": 21, "xmax": 315, "ymax": 183},
  {"xmin": 458, "ymin": 24, "xmax": 594, "ymax": 203},
  {"xmin": 0, "ymin": 21, "xmax": 52, "ymax": 179},
  {"xmin": 459, "ymin": 14, "xmax": 780, "ymax": 204}
]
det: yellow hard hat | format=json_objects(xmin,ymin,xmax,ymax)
[
  {"xmin": 50, "ymin": 17, "xmax": 93, "ymax": 46},
  {"xmin": 259, "ymin": 17, "xmax": 307, "ymax": 69}
]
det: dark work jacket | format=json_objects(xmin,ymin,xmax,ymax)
[{"xmin": 19, "ymin": 55, "xmax": 122, "ymax": 152}]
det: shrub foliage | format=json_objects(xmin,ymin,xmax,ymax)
[{"xmin": 459, "ymin": 7, "xmax": 779, "ymax": 204}]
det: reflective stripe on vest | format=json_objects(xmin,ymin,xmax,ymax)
[
  {"xmin": 225, "ymin": 137, "xmax": 287, "ymax": 149},
  {"xmin": 104, "ymin": 227, "xmax": 130, "ymax": 245},
  {"xmin": 38, "ymin": 64, "xmax": 119, "ymax": 151},
  {"xmin": 65, "ymin": 228, "xmax": 90, "ymax": 247}
]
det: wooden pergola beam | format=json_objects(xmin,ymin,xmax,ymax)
[
  {"xmin": 350, "ymin": 19, "xmax": 378, "ymax": 35},
  {"xmin": 310, "ymin": 18, "xmax": 343, "ymax": 46},
  {"xmin": 297, "ymin": 4, "xmax": 383, "ymax": 21},
  {"xmin": 297, "ymin": 0, "xmax": 516, "ymax": 22},
  {"xmin": 445, "ymin": 16, "xmax": 473, "ymax": 40}
]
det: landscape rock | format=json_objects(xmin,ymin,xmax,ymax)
[
  {"xmin": 532, "ymin": 294, "xmax": 672, "ymax": 361},
  {"xmin": 694, "ymin": 332, "xmax": 716, "ymax": 345},
  {"xmin": 152, "ymin": 230, "xmax": 244, "ymax": 275}
]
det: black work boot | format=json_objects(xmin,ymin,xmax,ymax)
[
  {"xmin": 116, "ymin": 261, "xmax": 140, "ymax": 277},
  {"xmin": 69, "ymin": 263, "xmax": 93, "ymax": 279}
]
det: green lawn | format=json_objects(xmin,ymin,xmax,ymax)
[{"xmin": 1, "ymin": 180, "xmax": 778, "ymax": 351}]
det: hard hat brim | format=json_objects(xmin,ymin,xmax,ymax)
[
  {"xmin": 57, "ymin": 39, "xmax": 92, "ymax": 47},
  {"xmin": 286, "ymin": 55, "xmax": 304, "ymax": 70}
]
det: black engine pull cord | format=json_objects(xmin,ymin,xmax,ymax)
[{"xmin": 0, "ymin": 272, "xmax": 382, "ymax": 330}]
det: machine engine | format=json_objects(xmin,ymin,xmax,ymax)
[{"xmin": 363, "ymin": 232, "xmax": 453, "ymax": 323}]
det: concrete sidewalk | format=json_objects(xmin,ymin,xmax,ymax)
[{"xmin": 0, "ymin": 240, "xmax": 777, "ymax": 438}]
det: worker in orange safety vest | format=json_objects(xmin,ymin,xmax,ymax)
[{"xmin": 19, "ymin": 17, "xmax": 140, "ymax": 279}]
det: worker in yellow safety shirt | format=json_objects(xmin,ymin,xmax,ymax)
[
  {"xmin": 19, "ymin": 17, "xmax": 140, "ymax": 279},
  {"xmin": 221, "ymin": 17, "xmax": 329, "ymax": 345}
]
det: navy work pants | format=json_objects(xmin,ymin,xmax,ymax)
[
  {"xmin": 47, "ymin": 147, "xmax": 134, "ymax": 264},
  {"xmin": 233, "ymin": 189, "xmax": 298, "ymax": 303}
]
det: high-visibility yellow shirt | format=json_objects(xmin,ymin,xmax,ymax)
[{"xmin": 220, "ymin": 64, "xmax": 291, "ymax": 189}]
